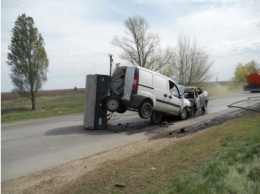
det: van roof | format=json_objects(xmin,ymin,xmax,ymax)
[{"xmin": 119, "ymin": 65, "xmax": 178, "ymax": 84}]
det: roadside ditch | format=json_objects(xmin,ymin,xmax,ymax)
[{"xmin": 158, "ymin": 103, "xmax": 260, "ymax": 139}]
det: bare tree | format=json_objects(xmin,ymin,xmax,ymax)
[
  {"xmin": 151, "ymin": 46, "xmax": 173, "ymax": 72},
  {"xmin": 170, "ymin": 34, "xmax": 213, "ymax": 85},
  {"xmin": 112, "ymin": 16, "xmax": 171, "ymax": 71}
]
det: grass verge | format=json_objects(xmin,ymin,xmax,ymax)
[
  {"xmin": 150, "ymin": 115, "xmax": 260, "ymax": 194},
  {"xmin": 41, "ymin": 113, "xmax": 259, "ymax": 194},
  {"xmin": 1, "ymin": 94, "xmax": 85, "ymax": 123}
]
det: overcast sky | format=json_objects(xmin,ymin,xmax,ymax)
[{"xmin": 1, "ymin": 0, "xmax": 260, "ymax": 92}]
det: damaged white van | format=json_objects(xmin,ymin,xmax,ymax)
[{"xmin": 104, "ymin": 65, "xmax": 191, "ymax": 123}]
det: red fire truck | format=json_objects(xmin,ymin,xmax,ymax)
[{"xmin": 244, "ymin": 72, "xmax": 260, "ymax": 92}]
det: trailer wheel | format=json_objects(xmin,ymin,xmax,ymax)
[
  {"xmin": 138, "ymin": 101, "xmax": 153, "ymax": 119},
  {"xmin": 150, "ymin": 111, "xmax": 162, "ymax": 124},
  {"xmin": 106, "ymin": 97, "xmax": 120, "ymax": 112}
]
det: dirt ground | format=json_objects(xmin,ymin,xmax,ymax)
[{"xmin": 2, "ymin": 104, "xmax": 260, "ymax": 194}]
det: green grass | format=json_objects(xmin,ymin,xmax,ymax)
[
  {"xmin": 1, "ymin": 94, "xmax": 85, "ymax": 123},
  {"xmin": 45, "ymin": 114, "xmax": 260, "ymax": 194},
  {"xmin": 151, "ymin": 123, "xmax": 260, "ymax": 194}
]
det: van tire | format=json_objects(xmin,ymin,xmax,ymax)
[
  {"xmin": 106, "ymin": 97, "xmax": 120, "ymax": 112},
  {"xmin": 150, "ymin": 111, "xmax": 162, "ymax": 124},
  {"xmin": 180, "ymin": 107, "xmax": 188, "ymax": 120},
  {"xmin": 138, "ymin": 102, "xmax": 153, "ymax": 119}
]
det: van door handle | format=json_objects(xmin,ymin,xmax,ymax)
[
  {"xmin": 169, "ymin": 95, "xmax": 172, "ymax": 99},
  {"xmin": 164, "ymin": 94, "xmax": 167, "ymax": 97}
]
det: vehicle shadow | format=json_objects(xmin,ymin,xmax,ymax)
[
  {"xmin": 45, "ymin": 125, "xmax": 114, "ymax": 136},
  {"xmin": 45, "ymin": 110, "xmax": 207, "ymax": 136}
]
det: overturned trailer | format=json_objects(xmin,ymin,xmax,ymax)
[
  {"xmin": 83, "ymin": 65, "xmax": 128, "ymax": 130},
  {"xmin": 83, "ymin": 74, "xmax": 109, "ymax": 129}
]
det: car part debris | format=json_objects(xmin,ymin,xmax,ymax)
[{"xmin": 114, "ymin": 184, "xmax": 126, "ymax": 188}]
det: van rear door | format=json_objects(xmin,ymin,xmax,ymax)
[{"xmin": 121, "ymin": 66, "xmax": 136, "ymax": 101}]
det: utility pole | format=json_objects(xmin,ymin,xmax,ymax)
[{"xmin": 108, "ymin": 54, "xmax": 113, "ymax": 77}]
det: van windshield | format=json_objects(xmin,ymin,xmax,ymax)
[{"xmin": 177, "ymin": 85, "xmax": 185, "ymax": 96}]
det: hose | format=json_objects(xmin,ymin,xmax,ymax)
[{"xmin": 227, "ymin": 96, "xmax": 260, "ymax": 113}]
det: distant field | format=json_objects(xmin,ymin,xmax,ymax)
[
  {"xmin": 1, "ymin": 88, "xmax": 85, "ymax": 101},
  {"xmin": 1, "ymin": 89, "xmax": 85, "ymax": 123}
]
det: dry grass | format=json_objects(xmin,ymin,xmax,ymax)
[
  {"xmin": 1, "ymin": 93, "xmax": 85, "ymax": 122},
  {"xmin": 1, "ymin": 88, "xmax": 85, "ymax": 101}
]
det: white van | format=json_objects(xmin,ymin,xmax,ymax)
[{"xmin": 105, "ymin": 65, "xmax": 191, "ymax": 123}]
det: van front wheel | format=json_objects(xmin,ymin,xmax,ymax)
[
  {"xmin": 138, "ymin": 102, "xmax": 153, "ymax": 119},
  {"xmin": 180, "ymin": 107, "xmax": 188, "ymax": 120}
]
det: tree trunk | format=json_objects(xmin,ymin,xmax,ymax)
[{"xmin": 31, "ymin": 92, "xmax": 36, "ymax": 110}]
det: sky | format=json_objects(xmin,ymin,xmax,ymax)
[{"xmin": 1, "ymin": 0, "xmax": 260, "ymax": 92}]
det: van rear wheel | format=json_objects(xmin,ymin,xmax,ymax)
[
  {"xmin": 150, "ymin": 111, "xmax": 162, "ymax": 124},
  {"xmin": 138, "ymin": 102, "xmax": 153, "ymax": 119}
]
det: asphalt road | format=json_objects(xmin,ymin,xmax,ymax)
[{"xmin": 2, "ymin": 92, "xmax": 260, "ymax": 182}]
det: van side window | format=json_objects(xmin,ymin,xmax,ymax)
[{"xmin": 169, "ymin": 81, "xmax": 179, "ymax": 97}]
